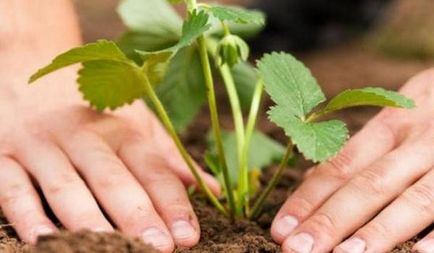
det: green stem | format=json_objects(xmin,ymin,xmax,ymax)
[
  {"xmin": 197, "ymin": 35, "xmax": 236, "ymax": 216},
  {"xmin": 221, "ymin": 21, "xmax": 231, "ymax": 36},
  {"xmin": 140, "ymin": 71, "xmax": 228, "ymax": 216},
  {"xmin": 187, "ymin": 0, "xmax": 235, "ymax": 216},
  {"xmin": 218, "ymin": 63, "xmax": 246, "ymax": 189},
  {"xmin": 238, "ymin": 79, "xmax": 264, "ymax": 215},
  {"xmin": 249, "ymin": 142, "xmax": 294, "ymax": 219}
]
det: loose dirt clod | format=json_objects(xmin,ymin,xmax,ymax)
[{"xmin": 27, "ymin": 231, "xmax": 160, "ymax": 253}]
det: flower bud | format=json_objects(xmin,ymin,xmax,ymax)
[{"xmin": 216, "ymin": 34, "xmax": 250, "ymax": 67}]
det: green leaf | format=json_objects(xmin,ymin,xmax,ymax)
[
  {"xmin": 135, "ymin": 10, "xmax": 211, "ymax": 58},
  {"xmin": 118, "ymin": 0, "xmax": 182, "ymax": 35},
  {"xmin": 78, "ymin": 61, "xmax": 146, "ymax": 111},
  {"xmin": 29, "ymin": 40, "xmax": 165, "ymax": 112},
  {"xmin": 208, "ymin": 130, "xmax": 286, "ymax": 186},
  {"xmin": 209, "ymin": 5, "xmax": 265, "ymax": 25},
  {"xmin": 269, "ymin": 106, "xmax": 349, "ymax": 162},
  {"xmin": 207, "ymin": 13, "xmax": 265, "ymax": 39},
  {"xmin": 117, "ymin": 31, "xmax": 179, "ymax": 63},
  {"xmin": 231, "ymin": 62, "xmax": 259, "ymax": 109},
  {"xmin": 141, "ymin": 51, "xmax": 173, "ymax": 85},
  {"xmin": 176, "ymin": 10, "xmax": 211, "ymax": 50},
  {"xmin": 258, "ymin": 52, "xmax": 326, "ymax": 119},
  {"xmin": 117, "ymin": 0, "xmax": 182, "ymax": 62},
  {"xmin": 317, "ymin": 87, "xmax": 415, "ymax": 116},
  {"xmin": 150, "ymin": 47, "xmax": 207, "ymax": 131},
  {"xmin": 29, "ymin": 40, "xmax": 129, "ymax": 83}
]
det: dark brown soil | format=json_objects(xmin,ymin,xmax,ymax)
[
  {"xmin": 27, "ymin": 231, "xmax": 159, "ymax": 253},
  {"xmin": 176, "ymin": 196, "xmax": 280, "ymax": 253}
]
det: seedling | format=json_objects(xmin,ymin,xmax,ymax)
[{"xmin": 29, "ymin": 0, "xmax": 414, "ymax": 219}]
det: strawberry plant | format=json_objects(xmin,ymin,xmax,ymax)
[{"xmin": 29, "ymin": 0, "xmax": 414, "ymax": 219}]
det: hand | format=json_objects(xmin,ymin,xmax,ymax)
[
  {"xmin": 0, "ymin": 67, "xmax": 219, "ymax": 253},
  {"xmin": 271, "ymin": 69, "xmax": 434, "ymax": 253}
]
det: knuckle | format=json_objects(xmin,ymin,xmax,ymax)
[
  {"xmin": 121, "ymin": 205, "xmax": 157, "ymax": 229},
  {"xmin": 402, "ymin": 183, "xmax": 434, "ymax": 214},
  {"xmin": 363, "ymin": 221, "xmax": 388, "ymax": 240},
  {"xmin": 122, "ymin": 129, "xmax": 146, "ymax": 144},
  {"xmin": 321, "ymin": 150, "xmax": 353, "ymax": 182},
  {"xmin": 371, "ymin": 117, "xmax": 399, "ymax": 142},
  {"xmin": 0, "ymin": 183, "xmax": 33, "ymax": 206},
  {"xmin": 143, "ymin": 168, "xmax": 176, "ymax": 184},
  {"xmin": 307, "ymin": 213, "xmax": 338, "ymax": 240},
  {"xmin": 350, "ymin": 168, "xmax": 389, "ymax": 196},
  {"xmin": 96, "ymin": 166, "xmax": 132, "ymax": 190},
  {"xmin": 283, "ymin": 196, "xmax": 315, "ymax": 218},
  {"xmin": 45, "ymin": 171, "xmax": 82, "ymax": 195}
]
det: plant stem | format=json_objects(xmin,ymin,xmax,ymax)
[
  {"xmin": 221, "ymin": 21, "xmax": 231, "ymax": 36},
  {"xmin": 140, "ymin": 71, "xmax": 228, "ymax": 216},
  {"xmin": 219, "ymin": 65, "xmax": 245, "ymax": 153},
  {"xmin": 188, "ymin": 0, "xmax": 235, "ymax": 216},
  {"xmin": 218, "ymin": 64, "xmax": 246, "ymax": 214},
  {"xmin": 238, "ymin": 79, "xmax": 264, "ymax": 215},
  {"xmin": 249, "ymin": 141, "xmax": 294, "ymax": 219},
  {"xmin": 197, "ymin": 35, "xmax": 236, "ymax": 216}
]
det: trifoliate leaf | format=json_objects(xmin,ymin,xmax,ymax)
[
  {"xmin": 29, "ymin": 40, "xmax": 129, "ymax": 83},
  {"xmin": 269, "ymin": 106, "xmax": 349, "ymax": 162},
  {"xmin": 317, "ymin": 87, "xmax": 415, "ymax": 116},
  {"xmin": 258, "ymin": 52, "xmax": 326, "ymax": 119},
  {"xmin": 29, "ymin": 40, "xmax": 162, "ymax": 112},
  {"xmin": 150, "ymin": 47, "xmax": 207, "ymax": 131},
  {"xmin": 208, "ymin": 130, "xmax": 285, "ymax": 186},
  {"xmin": 209, "ymin": 5, "xmax": 265, "ymax": 25},
  {"xmin": 78, "ymin": 61, "xmax": 146, "ymax": 111}
]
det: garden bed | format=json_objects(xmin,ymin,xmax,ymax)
[{"xmin": 0, "ymin": 104, "xmax": 427, "ymax": 253}]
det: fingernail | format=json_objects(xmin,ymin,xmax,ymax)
[
  {"xmin": 285, "ymin": 232, "xmax": 314, "ymax": 253},
  {"xmin": 92, "ymin": 227, "xmax": 113, "ymax": 233},
  {"xmin": 142, "ymin": 227, "xmax": 171, "ymax": 249},
  {"xmin": 335, "ymin": 238, "xmax": 366, "ymax": 253},
  {"xmin": 171, "ymin": 220, "xmax": 196, "ymax": 241},
  {"xmin": 414, "ymin": 239, "xmax": 434, "ymax": 253},
  {"xmin": 31, "ymin": 226, "xmax": 55, "ymax": 242},
  {"xmin": 274, "ymin": 215, "xmax": 299, "ymax": 238}
]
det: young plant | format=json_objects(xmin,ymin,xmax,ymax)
[{"xmin": 28, "ymin": 0, "xmax": 414, "ymax": 220}]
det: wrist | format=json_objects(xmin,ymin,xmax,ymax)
[{"xmin": 0, "ymin": 0, "xmax": 83, "ymax": 107}]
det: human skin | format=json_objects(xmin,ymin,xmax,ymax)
[
  {"xmin": 271, "ymin": 69, "xmax": 434, "ymax": 252},
  {"xmin": 0, "ymin": 1, "xmax": 220, "ymax": 252}
]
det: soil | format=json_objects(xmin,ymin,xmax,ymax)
[
  {"xmin": 0, "ymin": 165, "xmax": 426, "ymax": 253},
  {"xmin": 27, "ymin": 231, "xmax": 159, "ymax": 253}
]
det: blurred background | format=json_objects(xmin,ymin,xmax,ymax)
[{"xmin": 72, "ymin": 0, "xmax": 434, "ymax": 129}]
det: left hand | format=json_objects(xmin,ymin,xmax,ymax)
[{"xmin": 270, "ymin": 69, "xmax": 434, "ymax": 253}]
